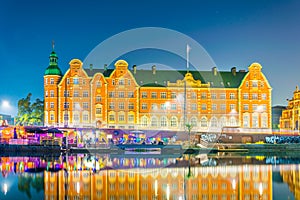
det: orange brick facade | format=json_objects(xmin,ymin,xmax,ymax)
[{"xmin": 44, "ymin": 51, "xmax": 272, "ymax": 132}]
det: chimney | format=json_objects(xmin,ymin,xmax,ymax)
[
  {"xmin": 89, "ymin": 64, "xmax": 93, "ymax": 71},
  {"xmin": 133, "ymin": 65, "xmax": 137, "ymax": 74},
  {"xmin": 152, "ymin": 65, "xmax": 156, "ymax": 75},
  {"xmin": 231, "ymin": 67, "xmax": 236, "ymax": 76},
  {"xmin": 212, "ymin": 67, "xmax": 217, "ymax": 76},
  {"xmin": 104, "ymin": 64, "xmax": 108, "ymax": 71}
]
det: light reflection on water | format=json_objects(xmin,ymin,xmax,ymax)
[{"xmin": 0, "ymin": 153, "xmax": 297, "ymax": 200}]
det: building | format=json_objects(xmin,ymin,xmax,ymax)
[
  {"xmin": 272, "ymin": 105, "xmax": 286, "ymax": 130},
  {"xmin": 44, "ymin": 48, "xmax": 272, "ymax": 133},
  {"xmin": 0, "ymin": 114, "xmax": 14, "ymax": 126},
  {"xmin": 280, "ymin": 86, "xmax": 300, "ymax": 133}
]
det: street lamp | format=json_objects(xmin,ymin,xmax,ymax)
[{"xmin": 186, "ymin": 123, "xmax": 193, "ymax": 148}]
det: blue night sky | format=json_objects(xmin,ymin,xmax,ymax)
[{"xmin": 1, "ymin": 0, "xmax": 300, "ymax": 116}]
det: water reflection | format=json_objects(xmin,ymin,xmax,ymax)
[{"xmin": 0, "ymin": 153, "xmax": 298, "ymax": 199}]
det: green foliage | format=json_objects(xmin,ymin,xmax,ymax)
[{"xmin": 16, "ymin": 93, "xmax": 44, "ymax": 126}]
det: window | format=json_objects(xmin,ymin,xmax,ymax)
[
  {"xmin": 50, "ymin": 78, "xmax": 54, "ymax": 84},
  {"xmin": 96, "ymin": 95, "xmax": 102, "ymax": 102},
  {"xmin": 211, "ymin": 117, "xmax": 218, "ymax": 127},
  {"xmin": 64, "ymin": 102, "xmax": 69, "ymax": 109},
  {"xmin": 191, "ymin": 104, "xmax": 197, "ymax": 110},
  {"xmin": 243, "ymin": 115, "xmax": 249, "ymax": 127},
  {"xmin": 160, "ymin": 104, "xmax": 166, "ymax": 110},
  {"xmin": 160, "ymin": 117, "xmax": 167, "ymax": 127},
  {"xmin": 119, "ymin": 79, "xmax": 124, "ymax": 85},
  {"xmin": 118, "ymin": 92, "xmax": 125, "ymax": 98},
  {"xmin": 128, "ymin": 92, "xmax": 134, "ymax": 98},
  {"xmin": 45, "ymin": 91, "xmax": 48, "ymax": 97},
  {"xmin": 221, "ymin": 104, "xmax": 226, "ymax": 110},
  {"xmin": 252, "ymin": 93, "xmax": 258, "ymax": 100},
  {"xmin": 243, "ymin": 104, "xmax": 249, "ymax": 110},
  {"xmin": 252, "ymin": 115, "xmax": 258, "ymax": 128},
  {"xmin": 109, "ymin": 102, "xmax": 114, "ymax": 109},
  {"xmin": 201, "ymin": 104, "xmax": 207, "ymax": 110},
  {"xmin": 211, "ymin": 93, "xmax": 216, "ymax": 99},
  {"xmin": 96, "ymin": 108, "xmax": 102, "ymax": 114},
  {"xmin": 73, "ymin": 113, "xmax": 79, "ymax": 121},
  {"xmin": 252, "ymin": 104, "xmax": 257, "ymax": 111},
  {"xmin": 64, "ymin": 90, "xmax": 70, "ymax": 97},
  {"xmin": 118, "ymin": 114, "xmax": 125, "ymax": 121},
  {"xmin": 151, "ymin": 103, "xmax": 158, "ymax": 110},
  {"xmin": 128, "ymin": 114, "xmax": 134, "ymax": 122},
  {"xmin": 212, "ymin": 104, "xmax": 217, "ymax": 110},
  {"xmin": 141, "ymin": 116, "xmax": 148, "ymax": 127},
  {"xmin": 64, "ymin": 113, "xmax": 69, "ymax": 121},
  {"xmin": 252, "ymin": 81, "xmax": 258, "ymax": 87},
  {"xmin": 243, "ymin": 93, "xmax": 249, "ymax": 99},
  {"xmin": 200, "ymin": 117, "xmax": 208, "ymax": 127},
  {"xmin": 151, "ymin": 92, "xmax": 157, "ymax": 99},
  {"xmin": 230, "ymin": 104, "xmax": 235, "ymax": 111},
  {"xmin": 50, "ymin": 102, "xmax": 54, "ymax": 108},
  {"xmin": 220, "ymin": 93, "xmax": 226, "ymax": 99},
  {"xmin": 142, "ymin": 92, "xmax": 147, "ymax": 98},
  {"xmin": 142, "ymin": 103, "xmax": 147, "ymax": 110},
  {"xmin": 128, "ymin": 80, "xmax": 131, "ymax": 85},
  {"xmin": 96, "ymin": 81, "xmax": 101, "ymax": 88},
  {"xmin": 109, "ymin": 92, "xmax": 114, "ymax": 98},
  {"xmin": 83, "ymin": 102, "xmax": 88, "ymax": 109},
  {"xmin": 73, "ymin": 102, "xmax": 80, "ymax": 110},
  {"xmin": 67, "ymin": 78, "xmax": 70, "ymax": 84},
  {"xmin": 170, "ymin": 116, "xmax": 177, "ymax": 127},
  {"xmin": 230, "ymin": 93, "xmax": 235, "ymax": 99},
  {"xmin": 50, "ymin": 90, "xmax": 54, "ymax": 97},
  {"xmin": 74, "ymin": 91, "xmax": 79, "ymax": 97},
  {"xmin": 191, "ymin": 117, "xmax": 197, "ymax": 127},
  {"xmin": 160, "ymin": 92, "xmax": 167, "ymax": 99},
  {"xmin": 246, "ymin": 81, "xmax": 249, "ymax": 87},
  {"xmin": 83, "ymin": 113, "xmax": 89, "ymax": 121},
  {"xmin": 171, "ymin": 92, "xmax": 176, "ymax": 99},
  {"xmin": 45, "ymin": 102, "xmax": 48, "ymax": 109},
  {"xmin": 119, "ymin": 102, "xmax": 125, "ymax": 109},
  {"xmin": 109, "ymin": 115, "xmax": 115, "ymax": 121},
  {"xmin": 262, "ymin": 93, "xmax": 267, "ymax": 100},
  {"xmin": 191, "ymin": 92, "xmax": 197, "ymax": 99},
  {"xmin": 73, "ymin": 78, "xmax": 79, "ymax": 85},
  {"xmin": 151, "ymin": 117, "xmax": 158, "ymax": 127},
  {"xmin": 50, "ymin": 114, "xmax": 54, "ymax": 121},
  {"xmin": 201, "ymin": 93, "xmax": 207, "ymax": 99},
  {"xmin": 171, "ymin": 104, "xmax": 177, "ymax": 110},
  {"xmin": 128, "ymin": 102, "xmax": 134, "ymax": 110},
  {"xmin": 112, "ymin": 79, "xmax": 115, "ymax": 85},
  {"xmin": 83, "ymin": 91, "xmax": 88, "ymax": 97}
]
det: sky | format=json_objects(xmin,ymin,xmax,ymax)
[{"xmin": 1, "ymin": 0, "xmax": 300, "ymax": 116}]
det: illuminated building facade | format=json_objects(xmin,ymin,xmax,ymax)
[
  {"xmin": 280, "ymin": 86, "xmax": 300, "ymax": 132},
  {"xmin": 44, "ymin": 164, "xmax": 273, "ymax": 200},
  {"xmin": 44, "ymin": 49, "xmax": 272, "ymax": 132}
]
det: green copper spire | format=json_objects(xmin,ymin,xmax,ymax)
[{"xmin": 44, "ymin": 41, "xmax": 62, "ymax": 76}]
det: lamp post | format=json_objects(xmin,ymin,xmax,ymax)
[{"xmin": 186, "ymin": 123, "xmax": 193, "ymax": 148}]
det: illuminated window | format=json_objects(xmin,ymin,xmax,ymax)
[
  {"xmin": 151, "ymin": 103, "xmax": 158, "ymax": 110},
  {"xmin": 211, "ymin": 117, "xmax": 218, "ymax": 127},
  {"xmin": 83, "ymin": 102, "xmax": 88, "ymax": 109},
  {"xmin": 128, "ymin": 103, "xmax": 134, "ymax": 110},
  {"xmin": 220, "ymin": 93, "xmax": 226, "ymax": 99},
  {"xmin": 262, "ymin": 93, "xmax": 267, "ymax": 100},
  {"xmin": 50, "ymin": 90, "xmax": 54, "ymax": 97},
  {"xmin": 252, "ymin": 93, "xmax": 258, "ymax": 100},
  {"xmin": 142, "ymin": 103, "xmax": 147, "ymax": 110},
  {"xmin": 191, "ymin": 117, "xmax": 197, "ymax": 127},
  {"xmin": 128, "ymin": 114, "xmax": 134, "ymax": 122},
  {"xmin": 74, "ymin": 91, "xmax": 79, "ymax": 97},
  {"xmin": 118, "ymin": 79, "xmax": 124, "ymax": 85},
  {"xmin": 230, "ymin": 104, "xmax": 235, "ymax": 111},
  {"xmin": 170, "ymin": 116, "xmax": 178, "ymax": 127},
  {"xmin": 96, "ymin": 81, "xmax": 101, "ymax": 88},
  {"xmin": 160, "ymin": 92, "xmax": 167, "ymax": 99},
  {"xmin": 243, "ymin": 104, "xmax": 249, "ymax": 110},
  {"xmin": 118, "ymin": 92, "xmax": 124, "ymax": 98},
  {"xmin": 171, "ymin": 104, "xmax": 177, "ymax": 110},
  {"xmin": 119, "ymin": 102, "xmax": 124, "ymax": 109},
  {"xmin": 151, "ymin": 117, "xmax": 158, "ymax": 127},
  {"xmin": 160, "ymin": 116, "xmax": 167, "ymax": 127},
  {"xmin": 141, "ymin": 116, "xmax": 148, "ymax": 126},
  {"xmin": 96, "ymin": 108, "xmax": 101, "ymax": 114},
  {"xmin": 109, "ymin": 115, "xmax": 115, "ymax": 121},
  {"xmin": 200, "ymin": 117, "xmax": 208, "ymax": 127},
  {"xmin": 151, "ymin": 92, "xmax": 157, "ymax": 99},
  {"xmin": 243, "ymin": 93, "xmax": 249, "ymax": 99},
  {"xmin": 118, "ymin": 114, "xmax": 125, "ymax": 121},
  {"xmin": 171, "ymin": 92, "xmax": 176, "ymax": 99},
  {"xmin": 109, "ymin": 102, "xmax": 114, "ymax": 109},
  {"xmin": 252, "ymin": 81, "xmax": 258, "ymax": 87},
  {"xmin": 212, "ymin": 104, "xmax": 217, "ymax": 110},
  {"xmin": 221, "ymin": 104, "xmax": 226, "ymax": 110},
  {"xmin": 211, "ymin": 93, "xmax": 216, "ymax": 99},
  {"xmin": 50, "ymin": 78, "xmax": 54, "ymax": 84},
  {"xmin": 201, "ymin": 104, "xmax": 207, "ymax": 110},
  {"xmin": 73, "ymin": 78, "xmax": 79, "ymax": 85},
  {"xmin": 142, "ymin": 92, "xmax": 147, "ymax": 98},
  {"xmin": 83, "ymin": 91, "xmax": 88, "ymax": 97},
  {"xmin": 191, "ymin": 104, "xmax": 197, "ymax": 110},
  {"xmin": 128, "ymin": 92, "xmax": 134, "ymax": 98},
  {"xmin": 50, "ymin": 102, "xmax": 54, "ymax": 109},
  {"xmin": 160, "ymin": 104, "xmax": 167, "ymax": 110},
  {"xmin": 191, "ymin": 92, "xmax": 197, "ymax": 99},
  {"xmin": 96, "ymin": 95, "xmax": 102, "ymax": 102},
  {"xmin": 45, "ymin": 91, "xmax": 48, "ymax": 97}
]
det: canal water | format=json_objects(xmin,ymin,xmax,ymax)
[{"xmin": 0, "ymin": 152, "xmax": 297, "ymax": 200}]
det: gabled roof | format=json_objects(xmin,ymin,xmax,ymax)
[{"xmin": 84, "ymin": 68, "xmax": 247, "ymax": 88}]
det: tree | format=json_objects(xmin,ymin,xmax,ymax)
[{"xmin": 16, "ymin": 93, "xmax": 44, "ymax": 126}]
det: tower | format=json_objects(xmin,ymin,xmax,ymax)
[{"xmin": 44, "ymin": 42, "xmax": 62, "ymax": 126}]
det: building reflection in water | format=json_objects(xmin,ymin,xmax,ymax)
[{"xmin": 0, "ymin": 154, "xmax": 300, "ymax": 200}]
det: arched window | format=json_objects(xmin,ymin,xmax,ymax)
[
  {"xmin": 190, "ymin": 117, "xmax": 197, "ymax": 127},
  {"xmin": 200, "ymin": 117, "xmax": 208, "ymax": 127},
  {"xmin": 229, "ymin": 117, "xmax": 237, "ymax": 126},
  {"xmin": 141, "ymin": 116, "xmax": 149, "ymax": 127},
  {"xmin": 220, "ymin": 116, "xmax": 227, "ymax": 128},
  {"xmin": 160, "ymin": 116, "xmax": 167, "ymax": 127},
  {"xmin": 170, "ymin": 116, "xmax": 178, "ymax": 127},
  {"xmin": 151, "ymin": 116, "xmax": 158, "ymax": 127},
  {"xmin": 210, "ymin": 117, "xmax": 218, "ymax": 127}
]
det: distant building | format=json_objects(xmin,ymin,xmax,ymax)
[
  {"xmin": 280, "ymin": 86, "xmax": 300, "ymax": 131},
  {"xmin": 0, "ymin": 114, "xmax": 14, "ymax": 126},
  {"xmin": 272, "ymin": 105, "xmax": 286, "ymax": 129},
  {"xmin": 44, "ymin": 47, "xmax": 272, "ymax": 132}
]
